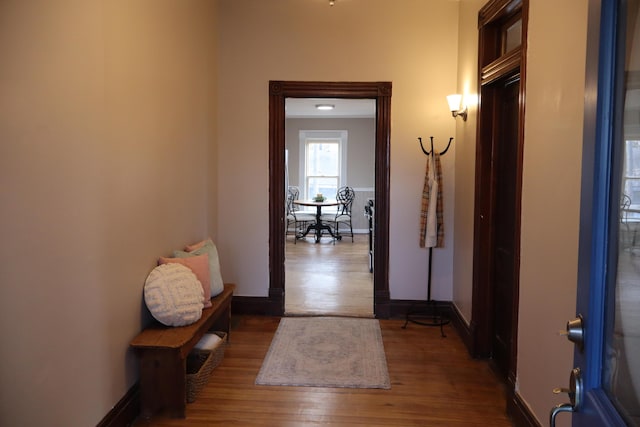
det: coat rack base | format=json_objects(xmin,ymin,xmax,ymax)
[{"xmin": 402, "ymin": 300, "xmax": 450, "ymax": 337}]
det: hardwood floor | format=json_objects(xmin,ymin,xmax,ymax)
[
  {"xmin": 132, "ymin": 232, "xmax": 513, "ymax": 426},
  {"xmin": 284, "ymin": 233, "xmax": 374, "ymax": 317},
  {"xmin": 133, "ymin": 315, "xmax": 513, "ymax": 426}
]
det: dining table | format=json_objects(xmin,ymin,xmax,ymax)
[{"xmin": 293, "ymin": 199, "xmax": 341, "ymax": 243}]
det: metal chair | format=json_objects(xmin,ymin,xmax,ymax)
[
  {"xmin": 322, "ymin": 186, "xmax": 355, "ymax": 243},
  {"xmin": 286, "ymin": 186, "xmax": 314, "ymax": 243}
]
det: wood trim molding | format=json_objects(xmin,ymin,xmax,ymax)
[
  {"xmin": 96, "ymin": 384, "xmax": 140, "ymax": 427},
  {"xmin": 448, "ymin": 303, "xmax": 473, "ymax": 352},
  {"xmin": 269, "ymin": 80, "xmax": 392, "ymax": 98},
  {"xmin": 268, "ymin": 81, "xmax": 392, "ymax": 318},
  {"xmin": 508, "ymin": 391, "xmax": 543, "ymax": 427},
  {"xmin": 479, "ymin": 0, "xmax": 522, "ymax": 27},
  {"xmin": 235, "ymin": 297, "xmax": 450, "ymax": 323},
  {"xmin": 481, "ymin": 48, "xmax": 522, "ymax": 85},
  {"xmin": 388, "ymin": 299, "xmax": 453, "ymax": 320},
  {"xmin": 233, "ymin": 295, "xmax": 282, "ymax": 316}
]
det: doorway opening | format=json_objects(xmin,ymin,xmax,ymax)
[
  {"xmin": 268, "ymin": 81, "xmax": 391, "ymax": 318},
  {"xmin": 284, "ymin": 99, "xmax": 375, "ymax": 317}
]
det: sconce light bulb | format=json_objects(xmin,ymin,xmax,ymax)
[
  {"xmin": 446, "ymin": 94, "xmax": 462, "ymax": 112},
  {"xmin": 446, "ymin": 94, "xmax": 467, "ymax": 121}
]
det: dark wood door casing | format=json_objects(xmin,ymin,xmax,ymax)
[
  {"xmin": 268, "ymin": 81, "xmax": 392, "ymax": 318},
  {"xmin": 471, "ymin": 0, "xmax": 527, "ymax": 394}
]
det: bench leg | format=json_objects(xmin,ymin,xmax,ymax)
[{"xmin": 138, "ymin": 350, "xmax": 187, "ymax": 418}]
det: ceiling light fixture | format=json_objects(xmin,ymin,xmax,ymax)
[{"xmin": 315, "ymin": 104, "xmax": 335, "ymax": 111}]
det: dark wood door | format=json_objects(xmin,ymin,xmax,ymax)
[
  {"xmin": 471, "ymin": 1, "xmax": 527, "ymax": 419},
  {"xmin": 490, "ymin": 75, "xmax": 520, "ymax": 380}
]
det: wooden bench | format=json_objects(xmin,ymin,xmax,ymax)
[{"xmin": 130, "ymin": 283, "xmax": 235, "ymax": 419}]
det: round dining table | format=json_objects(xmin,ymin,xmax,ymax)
[{"xmin": 293, "ymin": 199, "xmax": 341, "ymax": 243}]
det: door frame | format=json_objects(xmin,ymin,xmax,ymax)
[
  {"xmin": 268, "ymin": 81, "xmax": 392, "ymax": 317},
  {"xmin": 471, "ymin": 0, "xmax": 528, "ymax": 390}
]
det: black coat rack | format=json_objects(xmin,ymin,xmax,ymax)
[{"xmin": 402, "ymin": 136, "xmax": 452, "ymax": 337}]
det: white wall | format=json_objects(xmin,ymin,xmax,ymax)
[
  {"xmin": 285, "ymin": 118, "xmax": 375, "ymax": 191},
  {"xmin": 217, "ymin": 0, "xmax": 459, "ymax": 301},
  {"xmin": 518, "ymin": 1, "xmax": 588, "ymax": 425},
  {"xmin": 452, "ymin": 0, "xmax": 485, "ymax": 324},
  {"xmin": 0, "ymin": 1, "xmax": 217, "ymax": 425}
]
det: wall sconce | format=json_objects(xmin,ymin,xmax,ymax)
[{"xmin": 446, "ymin": 94, "xmax": 467, "ymax": 121}]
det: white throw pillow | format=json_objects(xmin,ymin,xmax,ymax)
[{"xmin": 144, "ymin": 263, "xmax": 204, "ymax": 326}]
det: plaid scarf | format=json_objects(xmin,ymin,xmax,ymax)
[{"xmin": 419, "ymin": 153, "xmax": 444, "ymax": 248}]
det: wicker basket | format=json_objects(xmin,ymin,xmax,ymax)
[{"xmin": 186, "ymin": 331, "xmax": 227, "ymax": 403}]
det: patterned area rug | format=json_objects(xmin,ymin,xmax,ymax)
[{"xmin": 255, "ymin": 317, "xmax": 390, "ymax": 389}]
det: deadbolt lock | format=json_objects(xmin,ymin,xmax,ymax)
[{"xmin": 559, "ymin": 314, "xmax": 584, "ymax": 351}]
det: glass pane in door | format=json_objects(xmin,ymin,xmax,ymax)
[{"xmin": 605, "ymin": 3, "xmax": 640, "ymax": 423}]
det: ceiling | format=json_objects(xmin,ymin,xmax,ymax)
[{"xmin": 285, "ymin": 98, "xmax": 376, "ymax": 118}]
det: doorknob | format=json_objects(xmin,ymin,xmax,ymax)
[
  {"xmin": 558, "ymin": 314, "xmax": 584, "ymax": 351},
  {"xmin": 550, "ymin": 367, "xmax": 583, "ymax": 427}
]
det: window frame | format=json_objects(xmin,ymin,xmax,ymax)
[{"xmin": 298, "ymin": 130, "xmax": 348, "ymax": 200}]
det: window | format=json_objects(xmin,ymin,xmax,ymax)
[
  {"xmin": 306, "ymin": 139, "xmax": 339, "ymax": 200},
  {"xmin": 502, "ymin": 17, "xmax": 522, "ymax": 54},
  {"xmin": 299, "ymin": 130, "xmax": 347, "ymax": 200}
]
